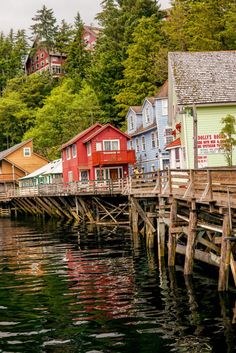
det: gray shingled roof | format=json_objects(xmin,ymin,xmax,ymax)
[{"xmin": 169, "ymin": 51, "xmax": 236, "ymax": 105}]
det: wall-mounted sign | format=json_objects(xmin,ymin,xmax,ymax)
[{"xmin": 197, "ymin": 134, "xmax": 223, "ymax": 155}]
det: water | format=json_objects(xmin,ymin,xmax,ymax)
[{"xmin": 0, "ymin": 218, "xmax": 235, "ymax": 353}]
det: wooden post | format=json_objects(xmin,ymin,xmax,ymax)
[
  {"xmin": 157, "ymin": 197, "xmax": 166, "ymax": 258},
  {"xmin": 218, "ymin": 213, "xmax": 231, "ymax": 291},
  {"xmin": 184, "ymin": 199, "xmax": 197, "ymax": 275},
  {"xmin": 131, "ymin": 197, "xmax": 139, "ymax": 234},
  {"xmin": 168, "ymin": 198, "xmax": 177, "ymax": 267}
]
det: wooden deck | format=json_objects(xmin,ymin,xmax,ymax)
[
  {"xmin": 2, "ymin": 168, "xmax": 236, "ymax": 209},
  {"xmin": 1, "ymin": 168, "xmax": 236, "ymax": 292}
]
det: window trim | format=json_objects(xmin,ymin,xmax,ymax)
[
  {"xmin": 87, "ymin": 142, "xmax": 91, "ymax": 156},
  {"xmin": 66, "ymin": 146, "xmax": 71, "ymax": 160},
  {"xmin": 103, "ymin": 139, "xmax": 120, "ymax": 151},
  {"xmin": 23, "ymin": 147, "xmax": 31, "ymax": 157},
  {"xmin": 141, "ymin": 136, "xmax": 146, "ymax": 151},
  {"xmin": 72, "ymin": 144, "xmax": 77, "ymax": 158}
]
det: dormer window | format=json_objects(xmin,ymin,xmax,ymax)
[{"xmin": 145, "ymin": 107, "xmax": 150, "ymax": 123}]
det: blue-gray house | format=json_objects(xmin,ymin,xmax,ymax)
[{"xmin": 126, "ymin": 81, "xmax": 171, "ymax": 173}]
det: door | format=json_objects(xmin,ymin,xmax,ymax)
[{"xmin": 109, "ymin": 168, "xmax": 118, "ymax": 180}]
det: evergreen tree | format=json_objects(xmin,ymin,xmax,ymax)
[
  {"xmin": 55, "ymin": 19, "xmax": 73, "ymax": 58},
  {"xmin": 89, "ymin": 0, "xmax": 161, "ymax": 125},
  {"xmin": 30, "ymin": 5, "xmax": 58, "ymax": 70},
  {"xmin": 115, "ymin": 15, "xmax": 167, "ymax": 117},
  {"xmin": 64, "ymin": 12, "xmax": 91, "ymax": 90},
  {"xmin": 220, "ymin": 114, "xmax": 236, "ymax": 166}
]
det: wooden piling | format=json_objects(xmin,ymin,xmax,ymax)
[
  {"xmin": 218, "ymin": 213, "xmax": 231, "ymax": 291},
  {"xmin": 184, "ymin": 199, "xmax": 197, "ymax": 275},
  {"xmin": 157, "ymin": 197, "xmax": 166, "ymax": 258},
  {"xmin": 168, "ymin": 198, "xmax": 177, "ymax": 267}
]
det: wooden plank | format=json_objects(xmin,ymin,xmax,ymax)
[
  {"xmin": 176, "ymin": 244, "xmax": 220, "ymax": 267},
  {"xmin": 184, "ymin": 200, "xmax": 197, "ymax": 275},
  {"xmin": 218, "ymin": 213, "xmax": 231, "ymax": 291}
]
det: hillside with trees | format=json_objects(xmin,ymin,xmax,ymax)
[{"xmin": 0, "ymin": 0, "xmax": 235, "ymax": 159}]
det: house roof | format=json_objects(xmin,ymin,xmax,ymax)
[
  {"xmin": 0, "ymin": 139, "xmax": 33, "ymax": 161},
  {"xmin": 169, "ymin": 51, "xmax": 236, "ymax": 105},
  {"xmin": 130, "ymin": 106, "xmax": 142, "ymax": 114},
  {"xmin": 130, "ymin": 122, "xmax": 157, "ymax": 137},
  {"xmin": 19, "ymin": 159, "xmax": 62, "ymax": 180},
  {"xmin": 84, "ymin": 25, "xmax": 101, "ymax": 37},
  {"xmin": 61, "ymin": 123, "xmax": 102, "ymax": 149},
  {"xmin": 165, "ymin": 137, "xmax": 181, "ymax": 150},
  {"xmin": 155, "ymin": 80, "xmax": 168, "ymax": 99},
  {"xmin": 83, "ymin": 123, "xmax": 131, "ymax": 143}
]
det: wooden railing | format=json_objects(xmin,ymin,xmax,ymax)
[
  {"xmin": 91, "ymin": 150, "xmax": 136, "ymax": 165},
  {"xmin": 2, "ymin": 168, "xmax": 236, "ymax": 208}
]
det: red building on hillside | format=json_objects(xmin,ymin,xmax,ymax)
[{"xmin": 61, "ymin": 123, "xmax": 135, "ymax": 183}]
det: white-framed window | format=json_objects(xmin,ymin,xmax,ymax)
[
  {"xmin": 66, "ymin": 146, "xmax": 71, "ymax": 160},
  {"xmin": 41, "ymin": 61, "xmax": 44, "ymax": 67},
  {"xmin": 145, "ymin": 107, "xmax": 150, "ymax": 123},
  {"xmin": 41, "ymin": 52, "xmax": 44, "ymax": 58},
  {"xmin": 141, "ymin": 136, "xmax": 146, "ymax": 151},
  {"xmin": 23, "ymin": 147, "xmax": 31, "ymax": 157},
  {"xmin": 130, "ymin": 140, "xmax": 133, "ymax": 150},
  {"xmin": 87, "ymin": 142, "xmax": 91, "ymax": 156},
  {"xmin": 72, "ymin": 144, "xmax": 77, "ymax": 158},
  {"xmin": 151, "ymin": 132, "xmax": 156, "ymax": 148},
  {"xmin": 130, "ymin": 115, "xmax": 134, "ymax": 130},
  {"xmin": 103, "ymin": 140, "xmax": 120, "ymax": 151},
  {"xmin": 68, "ymin": 171, "xmax": 73, "ymax": 182},
  {"xmin": 96, "ymin": 142, "xmax": 102, "ymax": 151},
  {"xmin": 162, "ymin": 99, "xmax": 168, "ymax": 116},
  {"xmin": 135, "ymin": 138, "xmax": 139, "ymax": 152},
  {"xmin": 164, "ymin": 127, "xmax": 173, "ymax": 145}
]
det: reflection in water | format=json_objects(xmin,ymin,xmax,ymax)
[{"xmin": 0, "ymin": 218, "xmax": 235, "ymax": 352}]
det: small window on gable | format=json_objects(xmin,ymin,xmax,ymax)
[
  {"xmin": 145, "ymin": 107, "xmax": 150, "ymax": 123},
  {"xmin": 23, "ymin": 147, "xmax": 31, "ymax": 157},
  {"xmin": 66, "ymin": 146, "xmax": 71, "ymax": 160},
  {"xmin": 130, "ymin": 115, "xmax": 134, "ymax": 130},
  {"xmin": 87, "ymin": 142, "xmax": 91, "ymax": 156},
  {"xmin": 72, "ymin": 144, "xmax": 77, "ymax": 158}
]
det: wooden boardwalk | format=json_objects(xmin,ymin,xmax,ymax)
[{"xmin": 0, "ymin": 168, "xmax": 236, "ymax": 291}]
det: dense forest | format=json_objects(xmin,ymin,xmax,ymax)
[{"xmin": 0, "ymin": 0, "xmax": 235, "ymax": 159}]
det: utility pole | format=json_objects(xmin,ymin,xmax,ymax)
[{"xmin": 192, "ymin": 105, "xmax": 198, "ymax": 169}]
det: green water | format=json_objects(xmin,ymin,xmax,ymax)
[{"xmin": 0, "ymin": 218, "xmax": 235, "ymax": 353}]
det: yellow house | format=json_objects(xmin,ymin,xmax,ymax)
[{"xmin": 0, "ymin": 139, "xmax": 48, "ymax": 192}]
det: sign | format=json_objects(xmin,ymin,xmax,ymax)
[
  {"xmin": 197, "ymin": 134, "xmax": 223, "ymax": 155},
  {"xmin": 198, "ymin": 155, "xmax": 208, "ymax": 168}
]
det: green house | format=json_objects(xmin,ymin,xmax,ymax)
[
  {"xmin": 19, "ymin": 159, "xmax": 62, "ymax": 187},
  {"xmin": 167, "ymin": 51, "xmax": 236, "ymax": 169}
]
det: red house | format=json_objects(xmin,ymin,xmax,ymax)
[{"xmin": 61, "ymin": 123, "xmax": 135, "ymax": 182}]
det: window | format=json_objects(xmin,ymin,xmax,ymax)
[
  {"xmin": 130, "ymin": 115, "xmax": 134, "ymax": 130},
  {"xmin": 41, "ymin": 53, "xmax": 44, "ymax": 58},
  {"xmin": 145, "ymin": 107, "xmax": 150, "ymax": 123},
  {"xmin": 68, "ymin": 171, "xmax": 73, "ymax": 182},
  {"xmin": 96, "ymin": 142, "xmax": 102, "ymax": 151},
  {"xmin": 66, "ymin": 147, "xmax": 71, "ymax": 160},
  {"xmin": 130, "ymin": 140, "xmax": 133, "ymax": 150},
  {"xmin": 136, "ymin": 138, "xmax": 140, "ymax": 152},
  {"xmin": 165, "ymin": 127, "xmax": 173, "ymax": 145},
  {"xmin": 162, "ymin": 99, "xmax": 168, "ymax": 116},
  {"xmin": 151, "ymin": 132, "xmax": 156, "ymax": 148},
  {"xmin": 36, "ymin": 55, "xmax": 39, "ymax": 61},
  {"xmin": 23, "ymin": 147, "xmax": 31, "ymax": 157},
  {"xmin": 87, "ymin": 142, "xmax": 91, "ymax": 156},
  {"xmin": 103, "ymin": 140, "xmax": 119, "ymax": 151},
  {"xmin": 141, "ymin": 136, "xmax": 146, "ymax": 151},
  {"xmin": 72, "ymin": 144, "xmax": 77, "ymax": 158},
  {"xmin": 36, "ymin": 63, "xmax": 39, "ymax": 69},
  {"xmin": 41, "ymin": 61, "xmax": 44, "ymax": 67}
]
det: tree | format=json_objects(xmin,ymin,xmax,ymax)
[
  {"xmin": 55, "ymin": 19, "xmax": 73, "ymax": 59},
  {"xmin": 89, "ymin": 0, "xmax": 161, "ymax": 125},
  {"xmin": 30, "ymin": 5, "xmax": 58, "ymax": 71},
  {"xmin": 115, "ymin": 15, "xmax": 167, "ymax": 117},
  {"xmin": 24, "ymin": 78, "xmax": 104, "ymax": 159},
  {"xmin": 220, "ymin": 114, "xmax": 236, "ymax": 166},
  {"xmin": 64, "ymin": 12, "xmax": 91, "ymax": 90}
]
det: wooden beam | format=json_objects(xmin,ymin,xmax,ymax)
[
  {"xmin": 131, "ymin": 198, "xmax": 155, "ymax": 233},
  {"xmin": 218, "ymin": 213, "xmax": 231, "ymax": 291},
  {"xmin": 176, "ymin": 244, "xmax": 220, "ymax": 267},
  {"xmin": 79, "ymin": 197, "xmax": 94, "ymax": 223},
  {"xmin": 184, "ymin": 199, "xmax": 197, "ymax": 275},
  {"xmin": 168, "ymin": 198, "xmax": 177, "ymax": 267}
]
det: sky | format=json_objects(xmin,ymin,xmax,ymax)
[{"xmin": 0, "ymin": 0, "xmax": 171, "ymax": 35}]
